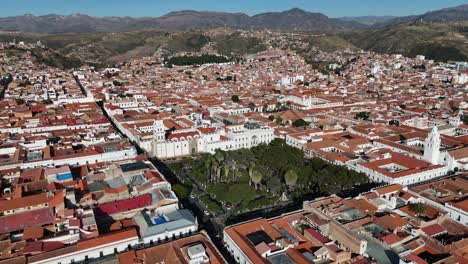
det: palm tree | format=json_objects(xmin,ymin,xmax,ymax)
[
  {"xmin": 210, "ymin": 157, "xmax": 220, "ymax": 183},
  {"xmin": 223, "ymin": 166, "xmax": 230, "ymax": 183},
  {"xmin": 204, "ymin": 156, "xmax": 211, "ymax": 177}
]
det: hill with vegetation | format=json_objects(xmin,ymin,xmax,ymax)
[
  {"xmin": 375, "ymin": 4, "xmax": 468, "ymax": 28},
  {"xmin": 340, "ymin": 22, "xmax": 468, "ymax": 61},
  {"xmin": 0, "ymin": 30, "xmax": 267, "ymax": 67},
  {"xmin": 1, "ymin": 21, "xmax": 466, "ymax": 69}
]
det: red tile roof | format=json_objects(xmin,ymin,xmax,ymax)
[
  {"xmin": 95, "ymin": 194, "xmax": 152, "ymax": 216},
  {"xmin": 77, "ymin": 229, "xmax": 138, "ymax": 251},
  {"xmin": 0, "ymin": 193, "xmax": 50, "ymax": 212},
  {"xmin": 304, "ymin": 228, "xmax": 330, "ymax": 244},
  {"xmin": 381, "ymin": 233, "xmax": 402, "ymax": 245},
  {"xmin": 167, "ymin": 131, "xmax": 199, "ymax": 140},
  {"xmin": 359, "ymin": 152, "xmax": 444, "ymax": 179},
  {"xmin": 23, "ymin": 241, "xmax": 65, "ymax": 254},
  {"xmin": 374, "ymin": 184, "xmax": 402, "ymax": 196},
  {"xmin": 0, "ymin": 208, "xmax": 54, "ymax": 234},
  {"xmin": 421, "ymin": 224, "xmax": 446, "ymax": 237},
  {"xmin": 448, "ymin": 199, "xmax": 468, "ymax": 212}
]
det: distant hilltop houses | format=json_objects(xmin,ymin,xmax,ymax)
[{"xmin": 0, "ymin": 40, "xmax": 466, "ymax": 264}]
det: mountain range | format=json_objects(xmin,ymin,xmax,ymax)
[
  {"xmin": 0, "ymin": 4, "xmax": 467, "ymax": 33},
  {"xmin": 373, "ymin": 4, "xmax": 468, "ymax": 28},
  {"xmin": 336, "ymin": 16, "xmax": 397, "ymax": 25}
]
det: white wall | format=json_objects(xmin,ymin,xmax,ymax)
[
  {"xmin": 0, "ymin": 147, "xmax": 138, "ymax": 171},
  {"xmin": 445, "ymin": 203, "xmax": 467, "ymax": 226},
  {"xmin": 356, "ymin": 163, "xmax": 448, "ymax": 186},
  {"xmin": 223, "ymin": 230, "xmax": 253, "ymax": 264},
  {"xmin": 142, "ymin": 224, "xmax": 198, "ymax": 246},
  {"xmin": 30, "ymin": 235, "xmax": 139, "ymax": 264}
]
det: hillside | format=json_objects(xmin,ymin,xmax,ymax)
[
  {"xmin": 0, "ymin": 30, "xmax": 268, "ymax": 66},
  {"xmin": 0, "ymin": 21, "xmax": 466, "ymax": 68},
  {"xmin": 375, "ymin": 4, "xmax": 468, "ymax": 28},
  {"xmin": 340, "ymin": 22, "xmax": 468, "ymax": 62},
  {"xmin": 0, "ymin": 28, "xmax": 367, "ymax": 68},
  {"xmin": 249, "ymin": 8, "xmax": 367, "ymax": 30}
]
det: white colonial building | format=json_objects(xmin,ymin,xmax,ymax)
[
  {"xmin": 282, "ymin": 94, "xmax": 343, "ymax": 110},
  {"xmin": 150, "ymin": 120, "xmax": 274, "ymax": 159},
  {"xmin": 225, "ymin": 121, "xmax": 274, "ymax": 150}
]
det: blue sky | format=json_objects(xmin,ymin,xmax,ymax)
[{"xmin": 3, "ymin": 0, "xmax": 468, "ymax": 17}]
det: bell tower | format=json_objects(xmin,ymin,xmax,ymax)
[
  {"xmin": 153, "ymin": 120, "xmax": 165, "ymax": 143},
  {"xmin": 424, "ymin": 126, "xmax": 441, "ymax": 164}
]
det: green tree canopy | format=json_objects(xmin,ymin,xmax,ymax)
[
  {"xmin": 231, "ymin": 95, "xmax": 240, "ymax": 102},
  {"xmin": 172, "ymin": 184, "xmax": 190, "ymax": 200},
  {"xmin": 292, "ymin": 118, "xmax": 309, "ymax": 127},
  {"xmin": 165, "ymin": 54, "xmax": 230, "ymax": 66},
  {"xmin": 354, "ymin": 112, "xmax": 370, "ymax": 121},
  {"xmin": 409, "ymin": 203, "xmax": 426, "ymax": 215},
  {"xmin": 284, "ymin": 169, "xmax": 298, "ymax": 188},
  {"xmin": 250, "ymin": 166, "xmax": 263, "ymax": 188}
]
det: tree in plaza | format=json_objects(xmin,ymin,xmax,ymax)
[
  {"xmin": 284, "ymin": 169, "xmax": 298, "ymax": 189},
  {"xmin": 214, "ymin": 150, "xmax": 225, "ymax": 163},
  {"xmin": 207, "ymin": 151, "xmax": 226, "ymax": 183},
  {"xmin": 266, "ymin": 177, "xmax": 282, "ymax": 195},
  {"xmin": 222, "ymin": 165, "xmax": 231, "ymax": 183},
  {"xmin": 209, "ymin": 156, "xmax": 221, "ymax": 183},
  {"xmin": 249, "ymin": 166, "xmax": 263, "ymax": 190}
]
